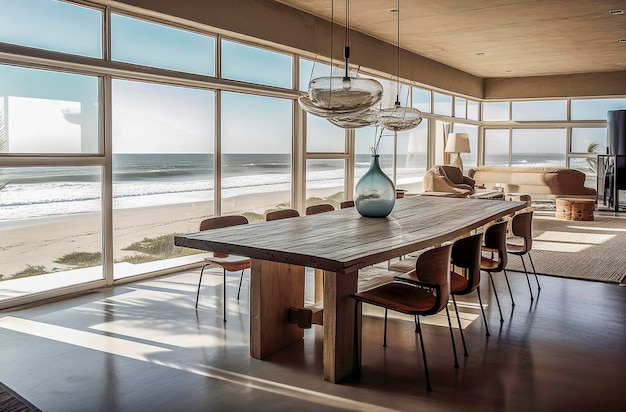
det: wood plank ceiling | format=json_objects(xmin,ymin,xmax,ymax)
[{"xmin": 275, "ymin": 0, "xmax": 626, "ymax": 79}]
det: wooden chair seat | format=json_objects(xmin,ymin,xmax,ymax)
[
  {"xmin": 203, "ymin": 255, "xmax": 250, "ymax": 272},
  {"xmin": 480, "ymin": 256, "xmax": 501, "ymax": 271},
  {"xmin": 353, "ymin": 282, "xmax": 438, "ymax": 316},
  {"xmin": 449, "ymin": 272, "xmax": 470, "ymax": 292}
]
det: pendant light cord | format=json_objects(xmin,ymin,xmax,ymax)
[
  {"xmin": 396, "ymin": 0, "xmax": 400, "ymax": 106},
  {"xmin": 344, "ymin": 0, "xmax": 350, "ymax": 81}
]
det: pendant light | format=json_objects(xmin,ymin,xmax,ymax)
[
  {"xmin": 298, "ymin": 0, "xmax": 383, "ymax": 121},
  {"xmin": 378, "ymin": 0, "xmax": 422, "ymax": 132}
]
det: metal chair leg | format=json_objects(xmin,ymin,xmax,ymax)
[
  {"xmin": 476, "ymin": 286, "xmax": 491, "ymax": 336},
  {"xmin": 237, "ymin": 269, "xmax": 245, "ymax": 300},
  {"xmin": 487, "ymin": 272, "xmax": 504, "ymax": 323},
  {"xmin": 383, "ymin": 308, "xmax": 388, "ymax": 347},
  {"xmin": 520, "ymin": 256, "xmax": 534, "ymax": 301},
  {"xmin": 528, "ymin": 253, "xmax": 541, "ymax": 291},
  {"xmin": 503, "ymin": 269, "xmax": 515, "ymax": 307},
  {"xmin": 451, "ymin": 296, "xmax": 468, "ymax": 356},
  {"xmin": 223, "ymin": 268, "xmax": 227, "ymax": 322},
  {"xmin": 416, "ymin": 316, "xmax": 432, "ymax": 392},
  {"xmin": 445, "ymin": 305, "xmax": 460, "ymax": 368},
  {"xmin": 195, "ymin": 264, "xmax": 209, "ymax": 309}
]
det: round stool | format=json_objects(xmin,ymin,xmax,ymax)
[{"xmin": 555, "ymin": 198, "xmax": 595, "ymax": 221}]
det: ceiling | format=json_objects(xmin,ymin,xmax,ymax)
[{"xmin": 274, "ymin": 0, "xmax": 626, "ymax": 79}]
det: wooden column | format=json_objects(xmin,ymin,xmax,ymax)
[
  {"xmin": 250, "ymin": 259, "xmax": 305, "ymax": 359},
  {"xmin": 323, "ymin": 269, "xmax": 359, "ymax": 383}
]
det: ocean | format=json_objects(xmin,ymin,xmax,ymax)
[{"xmin": 0, "ymin": 153, "xmax": 562, "ymax": 221}]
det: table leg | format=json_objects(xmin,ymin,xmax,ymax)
[
  {"xmin": 323, "ymin": 269, "xmax": 359, "ymax": 383},
  {"xmin": 314, "ymin": 268, "xmax": 324, "ymax": 304},
  {"xmin": 250, "ymin": 259, "xmax": 305, "ymax": 359}
]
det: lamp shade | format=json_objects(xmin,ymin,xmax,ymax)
[{"xmin": 445, "ymin": 133, "xmax": 471, "ymax": 153}]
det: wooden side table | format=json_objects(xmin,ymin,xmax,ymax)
[{"xmin": 555, "ymin": 197, "xmax": 595, "ymax": 221}]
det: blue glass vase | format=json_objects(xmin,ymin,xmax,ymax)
[{"xmin": 355, "ymin": 155, "xmax": 396, "ymax": 217}]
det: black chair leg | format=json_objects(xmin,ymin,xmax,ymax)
[
  {"xmin": 476, "ymin": 286, "xmax": 491, "ymax": 336},
  {"xmin": 487, "ymin": 272, "xmax": 504, "ymax": 323},
  {"xmin": 416, "ymin": 316, "xmax": 432, "ymax": 392},
  {"xmin": 445, "ymin": 305, "xmax": 460, "ymax": 368},
  {"xmin": 223, "ymin": 268, "xmax": 227, "ymax": 322},
  {"xmin": 383, "ymin": 308, "xmax": 388, "ymax": 347},
  {"xmin": 520, "ymin": 256, "xmax": 534, "ymax": 301},
  {"xmin": 503, "ymin": 269, "xmax": 515, "ymax": 307},
  {"xmin": 451, "ymin": 296, "xmax": 468, "ymax": 356},
  {"xmin": 237, "ymin": 269, "xmax": 245, "ymax": 300},
  {"xmin": 528, "ymin": 253, "xmax": 541, "ymax": 291},
  {"xmin": 195, "ymin": 264, "xmax": 209, "ymax": 309}
]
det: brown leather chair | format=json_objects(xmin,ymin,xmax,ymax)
[
  {"xmin": 305, "ymin": 203, "xmax": 335, "ymax": 215},
  {"xmin": 340, "ymin": 200, "xmax": 355, "ymax": 209},
  {"xmin": 196, "ymin": 215, "xmax": 251, "ymax": 322},
  {"xmin": 449, "ymin": 233, "xmax": 489, "ymax": 355},
  {"xmin": 352, "ymin": 244, "xmax": 453, "ymax": 391},
  {"xmin": 507, "ymin": 211, "xmax": 540, "ymax": 300},
  {"xmin": 481, "ymin": 220, "xmax": 511, "ymax": 323},
  {"xmin": 265, "ymin": 208, "xmax": 300, "ymax": 221}
]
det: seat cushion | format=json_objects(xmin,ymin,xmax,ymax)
[{"xmin": 450, "ymin": 272, "xmax": 470, "ymax": 293}]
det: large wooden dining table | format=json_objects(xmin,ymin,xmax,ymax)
[{"xmin": 175, "ymin": 195, "xmax": 526, "ymax": 383}]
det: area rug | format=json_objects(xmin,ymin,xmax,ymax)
[
  {"xmin": 506, "ymin": 215, "xmax": 626, "ymax": 284},
  {"xmin": 0, "ymin": 383, "xmax": 40, "ymax": 412}
]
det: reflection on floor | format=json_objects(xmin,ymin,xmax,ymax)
[{"xmin": 0, "ymin": 266, "xmax": 625, "ymax": 412}]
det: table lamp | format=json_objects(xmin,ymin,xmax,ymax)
[{"xmin": 445, "ymin": 132, "xmax": 470, "ymax": 172}]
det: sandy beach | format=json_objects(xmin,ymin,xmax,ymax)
[{"xmin": 0, "ymin": 188, "xmax": 338, "ymax": 277}]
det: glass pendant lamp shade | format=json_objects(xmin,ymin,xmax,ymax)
[
  {"xmin": 379, "ymin": 103, "xmax": 423, "ymax": 131},
  {"xmin": 308, "ymin": 76, "xmax": 383, "ymax": 111},
  {"xmin": 328, "ymin": 105, "xmax": 381, "ymax": 128},
  {"xmin": 298, "ymin": 95, "xmax": 373, "ymax": 119}
]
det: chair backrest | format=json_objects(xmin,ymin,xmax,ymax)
[
  {"xmin": 451, "ymin": 233, "xmax": 483, "ymax": 293},
  {"xmin": 511, "ymin": 211, "xmax": 533, "ymax": 253},
  {"xmin": 340, "ymin": 200, "xmax": 355, "ymax": 209},
  {"xmin": 484, "ymin": 220, "xmax": 508, "ymax": 270},
  {"xmin": 439, "ymin": 165, "xmax": 464, "ymax": 184},
  {"xmin": 414, "ymin": 244, "xmax": 452, "ymax": 313},
  {"xmin": 306, "ymin": 203, "xmax": 335, "ymax": 215},
  {"xmin": 265, "ymin": 208, "xmax": 300, "ymax": 221},
  {"xmin": 199, "ymin": 215, "xmax": 248, "ymax": 258}
]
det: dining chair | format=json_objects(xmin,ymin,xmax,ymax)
[
  {"xmin": 305, "ymin": 203, "xmax": 335, "ymax": 215},
  {"xmin": 506, "ymin": 211, "xmax": 540, "ymax": 301},
  {"xmin": 196, "ymin": 215, "xmax": 251, "ymax": 322},
  {"xmin": 340, "ymin": 200, "xmax": 355, "ymax": 209},
  {"xmin": 449, "ymin": 233, "xmax": 489, "ymax": 353},
  {"xmin": 352, "ymin": 244, "xmax": 453, "ymax": 391},
  {"xmin": 265, "ymin": 208, "xmax": 300, "ymax": 221},
  {"xmin": 480, "ymin": 220, "xmax": 511, "ymax": 323}
]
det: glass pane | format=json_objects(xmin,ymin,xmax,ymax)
[
  {"xmin": 396, "ymin": 119, "xmax": 428, "ymax": 193},
  {"xmin": 412, "ymin": 87, "xmax": 431, "ymax": 113},
  {"xmin": 483, "ymin": 101, "xmax": 509, "ymax": 121},
  {"xmin": 571, "ymin": 128, "xmax": 607, "ymax": 154},
  {"xmin": 111, "ymin": 13, "xmax": 215, "ymax": 76},
  {"xmin": 0, "ymin": 0, "xmax": 102, "ymax": 58},
  {"xmin": 306, "ymin": 159, "xmax": 345, "ymax": 208},
  {"xmin": 454, "ymin": 97, "xmax": 467, "ymax": 119},
  {"xmin": 307, "ymin": 114, "xmax": 345, "ymax": 152},
  {"xmin": 452, "ymin": 124, "xmax": 478, "ymax": 172},
  {"xmin": 571, "ymin": 98, "xmax": 626, "ymax": 120},
  {"xmin": 569, "ymin": 157, "xmax": 598, "ymax": 189},
  {"xmin": 512, "ymin": 129, "xmax": 566, "ymax": 167},
  {"xmin": 112, "ymin": 79, "xmax": 215, "ymax": 279},
  {"xmin": 0, "ymin": 166, "xmax": 102, "ymax": 301},
  {"xmin": 0, "ymin": 64, "xmax": 100, "ymax": 154},
  {"xmin": 222, "ymin": 92, "xmax": 292, "ymax": 220},
  {"xmin": 433, "ymin": 92, "xmax": 452, "ymax": 116},
  {"xmin": 512, "ymin": 100, "xmax": 567, "ymax": 121},
  {"xmin": 484, "ymin": 129, "xmax": 510, "ymax": 166},
  {"xmin": 222, "ymin": 40, "xmax": 292, "ymax": 89},
  {"xmin": 467, "ymin": 99, "xmax": 479, "ymax": 121}
]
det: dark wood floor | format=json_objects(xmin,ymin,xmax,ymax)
[{"xmin": 0, "ymin": 264, "xmax": 625, "ymax": 412}]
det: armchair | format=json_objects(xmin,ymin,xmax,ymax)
[{"xmin": 422, "ymin": 165, "xmax": 476, "ymax": 195}]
